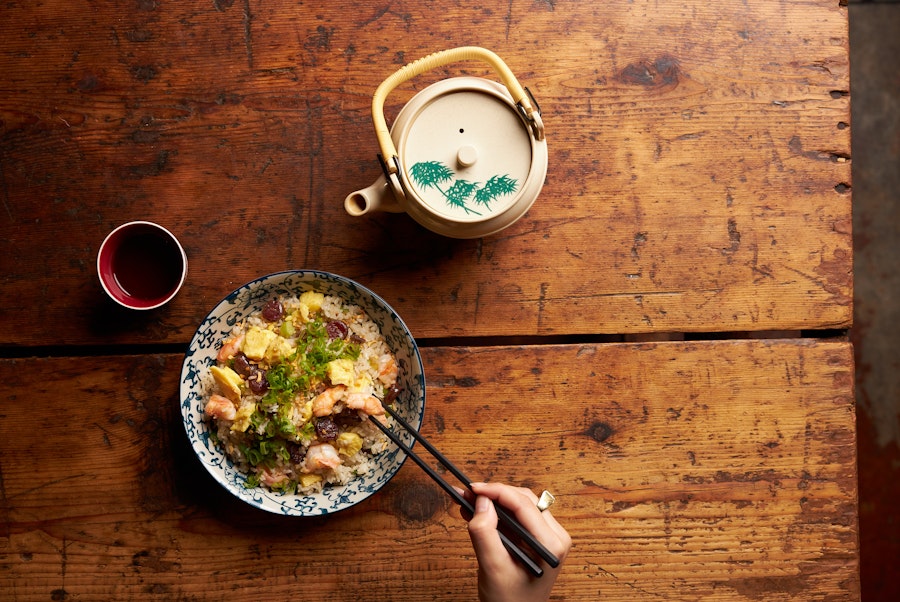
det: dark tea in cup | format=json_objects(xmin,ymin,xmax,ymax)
[{"xmin": 97, "ymin": 221, "xmax": 187, "ymax": 310}]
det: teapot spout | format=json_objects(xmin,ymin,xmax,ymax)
[{"xmin": 344, "ymin": 175, "xmax": 405, "ymax": 216}]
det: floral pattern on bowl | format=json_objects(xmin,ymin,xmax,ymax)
[{"xmin": 179, "ymin": 270, "xmax": 425, "ymax": 516}]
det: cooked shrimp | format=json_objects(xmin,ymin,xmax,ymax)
[
  {"xmin": 304, "ymin": 443, "xmax": 342, "ymax": 471},
  {"xmin": 377, "ymin": 353, "xmax": 398, "ymax": 385},
  {"xmin": 204, "ymin": 394, "xmax": 236, "ymax": 421},
  {"xmin": 259, "ymin": 466, "xmax": 290, "ymax": 488},
  {"xmin": 216, "ymin": 334, "xmax": 244, "ymax": 363},
  {"xmin": 312, "ymin": 385, "xmax": 347, "ymax": 417},
  {"xmin": 345, "ymin": 392, "xmax": 386, "ymax": 417}
]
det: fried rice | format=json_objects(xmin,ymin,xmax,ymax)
[{"xmin": 202, "ymin": 290, "xmax": 400, "ymax": 495}]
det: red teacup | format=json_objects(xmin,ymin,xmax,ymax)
[{"xmin": 97, "ymin": 221, "xmax": 187, "ymax": 310}]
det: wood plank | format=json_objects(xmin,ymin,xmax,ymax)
[
  {"xmin": 0, "ymin": 340, "xmax": 858, "ymax": 600},
  {"xmin": 0, "ymin": 0, "xmax": 851, "ymax": 345}
]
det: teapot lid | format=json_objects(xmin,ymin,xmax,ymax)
[{"xmin": 393, "ymin": 77, "xmax": 546, "ymax": 225}]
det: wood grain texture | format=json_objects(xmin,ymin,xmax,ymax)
[
  {"xmin": 0, "ymin": 340, "xmax": 858, "ymax": 600},
  {"xmin": 0, "ymin": 0, "xmax": 850, "ymax": 345}
]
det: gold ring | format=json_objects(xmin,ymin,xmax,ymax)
[{"xmin": 537, "ymin": 490, "xmax": 556, "ymax": 512}]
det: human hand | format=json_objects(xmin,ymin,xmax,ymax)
[{"xmin": 462, "ymin": 482, "xmax": 571, "ymax": 602}]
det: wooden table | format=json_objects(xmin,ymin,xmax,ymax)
[{"xmin": 0, "ymin": 1, "xmax": 856, "ymax": 600}]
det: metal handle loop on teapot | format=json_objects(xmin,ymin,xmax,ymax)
[{"xmin": 372, "ymin": 46, "xmax": 544, "ymax": 177}]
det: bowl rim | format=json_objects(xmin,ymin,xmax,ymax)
[{"xmin": 179, "ymin": 269, "xmax": 425, "ymax": 516}]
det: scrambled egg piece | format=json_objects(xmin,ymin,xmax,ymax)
[
  {"xmin": 231, "ymin": 402, "xmax": 255, "ymax": 433},
  {"xmin": 348, "ymin": 373, "xmax": 373, "ymax": 394},
  {"xmin": 297, "ymin": 291, "xmax": 325, "ymax": 323},
  {"xmin": 336, "ymin": 432, "xmax": 363, "ymax": 457},
  {"xmin": 299, "ymin": 473, "xmax": 322, "ymax": 488},
  {"xmin": 243, "ymin": 326, "xmax": 277, "ymax": 361},
  {"xmin": 300, "ymin": 290, "xmax": 324, "ymax": 311},
  {"xmin": 264, "ymin": 335, "xmax": 293, "ymax": 364},
  {"xmin": 326, "ymin": 358, "xmax": 355, "ymax": 387},
  {"xmin": 294, "ymin": 398, "xmax": 313, "ymax": 424},
  {"xmin": 210, "ymin": 365, "xmax": 242, "ymax": 403}
]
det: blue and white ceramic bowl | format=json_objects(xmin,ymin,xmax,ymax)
[{"xmin": 180, "ymin": 270, "xmax": 425, "ymax": 516}]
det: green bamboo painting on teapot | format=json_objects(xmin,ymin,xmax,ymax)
[
  {"xmin": 344, "ymin": 47, "xmax": 547, "ymax": 239},
  {"xmin": 409, "ymin": 160, "xmax": 519, "ymax": 216}
]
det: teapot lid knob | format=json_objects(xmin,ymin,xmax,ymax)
[{"xmin": 457, "ymin": 145, "xmax": 478, "ymax": 168}]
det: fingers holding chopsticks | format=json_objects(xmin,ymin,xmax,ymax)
[
  {"xmin": 370, "ymin": 405, "xmax": 568, "ymax": 597},
  {"xmin": 464, "ymin": 482, "xmax": 571, "ymax": 602},
  {"xmin": 470, "ymin": 482, "xmax": 571, "ymax": 565}
]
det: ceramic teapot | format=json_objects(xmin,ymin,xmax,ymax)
[{"xmin": 344, "ymin": 47, "xmax": 547, "ymax": 239}]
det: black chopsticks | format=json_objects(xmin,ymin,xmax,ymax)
[{"xmin": 368, "ymin": 401, "xmax": 560, "ymax": 578}]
